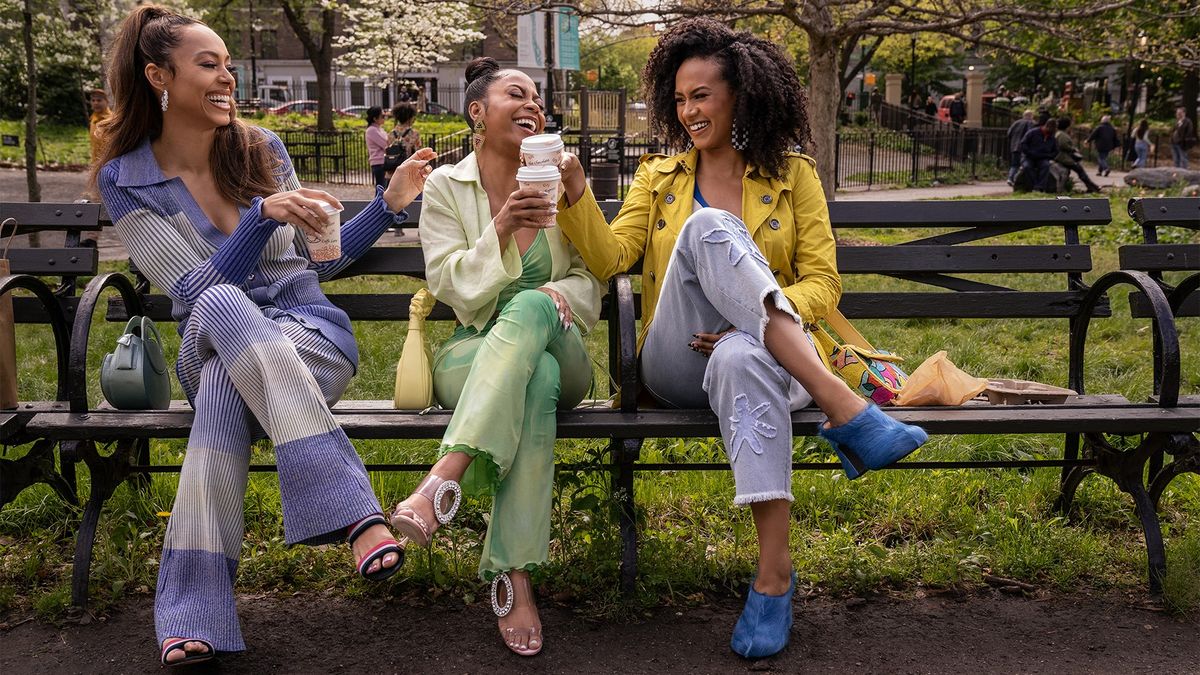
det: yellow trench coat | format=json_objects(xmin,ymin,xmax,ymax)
[{"xmin": 557, "ymin": 148, "xmax": 842, "ymax": 350}]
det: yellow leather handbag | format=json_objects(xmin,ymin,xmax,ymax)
[{"xmin": 393, "ymin": 289, "xmax": 436, "ymax": 409}]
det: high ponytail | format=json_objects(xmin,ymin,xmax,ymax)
[{"xmin": 91, "ymin": 4, "xmax": 280, "ymax": 206}]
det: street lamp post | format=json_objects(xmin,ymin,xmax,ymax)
[{"xmin": 909, "ymin": 35, "xmax": 917, "ymax": 105}]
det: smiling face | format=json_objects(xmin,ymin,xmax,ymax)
[
  {"xmin": 470, "ymin": 71, "xmax": 545, "ymax": 153},
  {"xmin": 145, "ymin": 25, "xmax": 236, "ymax": 130},
  {"xmin": 674, "ymin": 57, "xmax": 735, "ymax": 152}
]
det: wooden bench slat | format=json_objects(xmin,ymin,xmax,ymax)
[
  {"xmin": 1119, "ymin": 244, "xmax": 1200, "ymax": 271},
  {"xmin": 838, "ymin": 245, "xmax": 1091, "ymax": 274},
  {"xmin": 21, "ymin": 403, "xmax": 1196, "ymax": 442},
  {"xmin": 334, "ymin": 247, "xmax": 426, "ymax": 279},
  {"xmin": 1129, "ymin": 197, "xmax": 1200, "ymax": 228},
  {"xmin": 826, "ymin": 199, "xmax": 1112, "ymax": 228},
  {"xmin": 0, "ymin": 203, "xmax": 102, "ymax": 232},
  {"xmin": 4, "ymin": 247, "xmax": 99, "ymax": 276},
  {"xmin": 1130, "ymin": 290, "xmax": 1200, "ymax": 318}
]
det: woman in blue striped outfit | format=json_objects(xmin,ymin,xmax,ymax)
[{"xmin": 92, "ymin": 6, "xmax": 432, "ymax": 666}]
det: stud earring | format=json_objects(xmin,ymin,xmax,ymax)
[{"xmin": 160, "ymin": 89, "xmax": 169, "ymax": 112}]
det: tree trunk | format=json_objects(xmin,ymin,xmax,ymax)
[
  {"xmin": 806, "ymin": 34, "xmax": 842, "ymax": 201},
  {"xmin": 1182, "ymin": 68, "xmax": 1198, "ymax": 128},
  {"xmin": 315, "ymin": 8, "xmax": 335, "ymax": 131},
  {"xmin": 22, "ymin": 0, "xmax": 42, "ymax": 205}
]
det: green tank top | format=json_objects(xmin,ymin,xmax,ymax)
[{"xmin": 446, "ymin": 230, "xmax": 551, "ymax": 343}]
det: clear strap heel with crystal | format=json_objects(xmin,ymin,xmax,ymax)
[
  {"xmin": 390, "ymin": 474, "xmax": 461, "ymax": 547},
  {"xmin": 492, "ymin": 571, "xmax": 542, "ymax": 657}
]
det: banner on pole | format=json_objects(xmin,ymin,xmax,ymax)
[{"xmin": 516, "ymin": 10, "xmax": 580, "ymax": 71}]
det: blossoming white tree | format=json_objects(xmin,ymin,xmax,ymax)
[{"xmin": 334, "ymin": 2, "xmax": 483, "ymax": 104}]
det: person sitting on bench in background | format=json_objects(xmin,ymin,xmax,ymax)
[{"xmin": 1018, "ymin": 113, "xmax": 1058, "ymax": 192}]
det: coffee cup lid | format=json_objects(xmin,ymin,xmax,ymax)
[
  {"xmin": 316, "ymin": 201, "xmax": 343, "ymax": 216},
  {"xmin": 516, "ymin": 165, "xmax": 561, "ymax": 182},
  {"xmin": 520, "ymin": 134, "xmax": 564, "ymax": 153}
]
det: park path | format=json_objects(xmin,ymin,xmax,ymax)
[{"xmin": 1, "ymin": 591, "xmax": 1197, "ymax": 673}]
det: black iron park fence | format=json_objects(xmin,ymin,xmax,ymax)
[
  {"xmin": 277, "ymin": 126, "xmax": 1009, "ymax": 193},
  {"xmin": 834, "ymin": 127, "xmax": 1010, "ymax": 189}
]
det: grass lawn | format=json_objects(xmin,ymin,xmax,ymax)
[{"xmin": 0, "ymin": 189, "xmax": 1197, "ymax": 622}]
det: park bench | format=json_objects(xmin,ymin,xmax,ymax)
[
  {"xmin": 0, "ymin": 197, "xmax": 1194, "ymax": 613},
  {"xmin": 1122, "ymin": 196, "xmax": 1199, "ymax": 509},
  {"xmin": 0, "ymin": 203, "xmax": 102, "ymax": 509}
]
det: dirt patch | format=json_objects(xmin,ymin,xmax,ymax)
[{"xmin": 2, "ymin": 591, "xmax": 1196, "ymax": 674}]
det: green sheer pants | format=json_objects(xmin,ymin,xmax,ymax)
[{"xmin": 432, "ymin": 289, "xmax": 592, "ymax": 578}]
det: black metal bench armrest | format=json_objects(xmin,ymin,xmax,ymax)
[
  {"xmin": 69, "ymin": 273, "xmax": 145, "ymax": 414},
  {"xmin": 1170, "ymin": 274, "xmax": 1198, "ymax": 315},
  {"xmin": 612, "ymin": 273, "xmax": 639, "ymax": 413},
  {"xmin": 0, "ymin": 274, "xmax": 71, "ymax": 404},
  {"xmin": 1068, "ymin": 270, "xmax": 1181, "ymax": 408}
]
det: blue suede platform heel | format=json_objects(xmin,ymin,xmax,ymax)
[
  {"xmin": 819, "ymin": 404, "xmax": 928, "ymax": 479},
  {"xmin": 730, "ymin": 571, "xmax": 796, "ymax": 659}
]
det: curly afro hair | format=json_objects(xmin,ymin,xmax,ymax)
[{"xmin": 642, "ymin": 17, "xmax": 811, "ymax": 179}]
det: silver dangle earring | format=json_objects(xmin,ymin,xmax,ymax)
[
  {"xmin": 160, "ymin": 89, "xmax": 169, "ymax": 112},
  {"xmin": 731, "ymin": 121, "xmax": 748, "ymax": 151}
]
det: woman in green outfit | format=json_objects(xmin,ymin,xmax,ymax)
[{"xmin": 390, "ymin": 57, "xmax": 604, "ymax": 657}]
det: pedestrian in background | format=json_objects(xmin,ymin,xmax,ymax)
[
  {"xmin": 1085, "ymin": 114, "xmax": 1119, "ymax": 177},
  {"xmin": 386, "ymin": 103, "xmax": 421, "ymax": 182},
  {"xmin": 1170, "ymin": 106, "xmax": 1195, "ymax": 169},
  {"xmin": 88, "ymin": 88, "xmax": 112, "ymax": 165},
  {"xmin": 1132, "ymin": 119, "xmax": 1152, "ymax": 169},
  {"xmin": 1006, "ymin": 110, "xmax": 1036, "ymax": 185},
  {"xmin": 924, "ymin": 95, "xmax": 937, "ymax": 117},
  {"xmin": 1053, "ymin": 117, "xmax": 1102, "ymax": 193},
  {"xmin": 869, "ymin": 87, "xmax": 883, "ymax": 122},
  {"xmin": 949, "ymin": 93, "xmax": 966, "ymax": 125},
  {"xmin": 1019, "ymin": 112, "xmax": 1058, "ymax": 191},
  {"xmin": 365, "ymin": 106, "xmax": 388, "ymax": 188}
]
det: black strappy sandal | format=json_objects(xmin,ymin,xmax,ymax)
[
  {"xmin": 348, "ymin": 514, "xmax": 405, "ymax": 581},
  {"xmin": 160, "ymin": 638, "xmax": 214, "ymax": 667}
]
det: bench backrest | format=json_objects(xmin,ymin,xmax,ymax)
[
  {"xmin": 1125, "ymin": 197, "xmax": 1199, "ymax": 318},
  {"xmin": 102, "ymin": 197, "xmax": 1115, "ymax": 324},
  {"xmin": 0, "ymin": 202, "xmax": 102, "ymax": 323}
]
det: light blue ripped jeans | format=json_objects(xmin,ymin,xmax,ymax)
[{"xmin": 641, "ymin": 208, "xmax": 812, "ymax": 505}]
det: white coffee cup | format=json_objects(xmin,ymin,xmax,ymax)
[
  {"xmin": 306, "ymin": 201, "xmax": 342, "ymax": 262},
  {"xmin": 516, "ymin": 165, "xmax": 561, "ymax": 225},
  {"xmin": 520, "ymin": 134, "xmax": 564, "ymax": 168}
]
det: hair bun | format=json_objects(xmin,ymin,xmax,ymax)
[{"xmin": 465, "ymin": 57, "xmax": 500, "ymax": 85}]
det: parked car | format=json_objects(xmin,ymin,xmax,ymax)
[
  {"xmin": 340, "ymin": 105, "xmax": 372, "ymax": 117},
  {"xmin": 267, "ymin": 100, "xmax": 354, "ymax": 117}
]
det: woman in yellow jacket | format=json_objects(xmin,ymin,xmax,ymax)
[{"xmin": 557, "ymin": 19, "xmax": 928, "ymax": 659}]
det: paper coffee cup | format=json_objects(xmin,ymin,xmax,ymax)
[
  {"xmin": 306, "ymin": 201, "xmax": 342, "ymax": 262},
  {"xmin": 516, "ymin": 165, "xmax": 561, "ymax": 225},
  {"xmin": 520, "ymin": 134, "xmax": 564, "ymax": 168}
]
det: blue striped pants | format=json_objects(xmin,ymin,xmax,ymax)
[{"xmin": 155, "ymin": 285, "xmax": 382, "ymax": 652}]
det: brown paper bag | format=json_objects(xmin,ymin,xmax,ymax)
[{"xmin": 895, "ymin": 351, "xmax": 988, "ymax": 407}]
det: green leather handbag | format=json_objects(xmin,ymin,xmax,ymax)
[{"xmin": 100, "ymin": 316, "xmax": 171, "ymax": 410}]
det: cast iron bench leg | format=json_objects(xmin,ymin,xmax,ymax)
[
  {"xmin": 1087, "ymin": 431, "xmax": 1170, "ymax": 595},
  {"xmin": 0, "ymin": 438, "xmax": 75, "ymax": 508},
  {"xmin": 70, "ymin": 438, "xmax": 143, "ymax": 611},
  {"xmin": 1149, "ymin": 433, "xmax": 1200, "ymax": 510},
  {"xmin": 612, "ymin": 437, "xmax": 641, "ymax": 594}
]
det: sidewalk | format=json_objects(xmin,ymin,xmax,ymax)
[{"xmin": 837, "ymin": 166, "xmax": 1130, "ymax": 201}]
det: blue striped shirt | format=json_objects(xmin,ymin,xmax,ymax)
[{"xmin": 97, "ymin": 128, "xmax": 406, "ymax": 370}]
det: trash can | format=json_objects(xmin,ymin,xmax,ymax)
[{"xmin": 590, "ymin": 162, "xmax": 619, "ymax": 200}]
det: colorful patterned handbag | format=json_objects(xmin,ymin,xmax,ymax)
[{"xmin": 809, "ymin": 309, "xmax": 908, "ymax": 406}]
